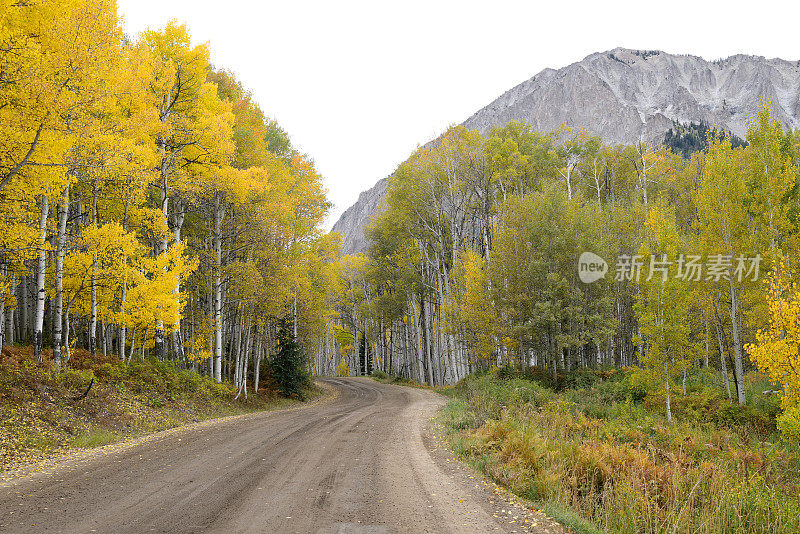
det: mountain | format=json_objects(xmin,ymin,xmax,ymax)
[
  {"xmin": 331, "ymin": 176, "xmax": 389, "ymax": 255},
  {"xmin": 332, "ymin": 48, "xmax": 800, "ymax": 254}
]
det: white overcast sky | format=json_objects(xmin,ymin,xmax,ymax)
[{"xmin": 117, "ymin": 0, "xmax": 800, "ymax": 229}]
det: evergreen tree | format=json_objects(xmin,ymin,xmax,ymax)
[{"xmin": 270, "ymin": 316, "xmax": 311, "ymax": 399}]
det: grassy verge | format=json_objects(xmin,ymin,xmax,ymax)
[
  {"xmin": 368, "ymin": 370, "xmax": 430, "ymax": 388},
  {"xmin": 0, "ymin": 345, "xmax": 317, "ymax": 474},
  {"xmin": 437, "ymin": 367, "xmax": 800, "ymax": 534}
]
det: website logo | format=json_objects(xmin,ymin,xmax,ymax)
[{"xmin": 578, "ymin": 252, "xmax": 608, "ymax": 284}]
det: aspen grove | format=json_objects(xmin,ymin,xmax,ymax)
[
  {"xmin": 321, "ymin": 108, "xmax": 800, "ymax": 436},
  {"xmin": 0, "ymin": 0, "xmax": 333, "ymax": 397}
]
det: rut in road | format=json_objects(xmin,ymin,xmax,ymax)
[{"xmin": 0, "ymin": 378, "xmax": 562, "ymax": 533}]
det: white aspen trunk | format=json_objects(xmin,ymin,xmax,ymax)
[
  {"xmin": 593, "ymin": 158, "xmax": 603, "ymax": 207},
  {"xmin": 3, "ymin": 275, "xmax": 13, "ymax": 345},
  {"xmin": 141, "ymin": 325, "xmax": 148, "ymax": 359},
  {"xmin": 234, "ymin": 315, "xmax": 244, "ymax": 388},
  {"xmin": 664, "ymin": 361, "xmax": 672, "ymax": 423},
  {"xmin": 90, "ymin": 256, "xmax": 97, "ymax": 357},
  {"xmin": 89, "ymin": 187, "xmax": 98, "ymax": 358},
  {"xmin": 293, "ymin": 291, "xmax": 298, "ymax": 340},
  {"xmin": 715, "ymin": 321, "xmax": 733, "ymax": 400},
  {"xmin": 128, "ymin": 325, "xmax": 136, "ymax": 363},
  {"xmin": 431, "ymin": 253, "xmax": 448, "ymax": 384},
  {"xmin": 119, "ymin": 278, "xmax": 127, "ymax": 360},
  {"xmin": 52, "ymin": 186, "xmax": 69, "ymax": 370},
  {"xmin": 207, "ymin": 284, "xmax": 213, "ymax": 375},
  {"xmin": 34, "ymin": 195, "xmax": 49, "ymax": 362},
  {"xmin": 253, "ymin": 333, "xmax": 262, "ymax": 393},
  {"xmin": 0, "ymin": 279, "xmax": 5, "ymax": 349},
  {"xmin": 118, "ymin": 199, "xmax": 130, "ymax": 361},
  {"xmin": 728, "ymin": 279, "xmax": 746, "ymax": 405},
  {"xmin": 422, "ymin": 297, "xmax": 434, "ymax": 385},
  {"xmin": 352, "ymin": 302, "xmax": 360, "ymax": 375},
  {"xmin": 213, "ymin": 195, "xmax": 224, "ymax": 383},
  {"xmin": 565, "ymin": 165, "xmax": 572, "ymax": 199},
  {"xmin": 241, "ymin": 350, "xmax": 249, "ymax": 399},
  {"xmin": 171, "ymin": 198, "xmax": 185, "ymax": 360},
  {"xmin": 63, "ymin": 308, "xmax": 71, "ymax": 365},
  {"xmin": 20, "ymin": 276, "xmax": 27, "ymax": 341},
  {"xmin": 101, "ymin": 321, "xmax": 107, "ymax": 358},
  {"xmin": 409, "ymin": 296, "xmax": 424, "ymax": 383},
  {"xmin": 242, "ymin": 322, "xmax": 253, "ymax": 398},
  {"xmin": 153, "ymin": 180, "xmax": 169, "ymax": 360}
]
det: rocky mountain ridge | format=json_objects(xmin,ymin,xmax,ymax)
[{"xmin": 332, "ymin": 48, "xmax": 800, "ymax": 255}]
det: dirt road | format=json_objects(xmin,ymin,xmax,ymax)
[{"xmin": 0, "ymin": 378, "xmax": 560, "ymax": 533}]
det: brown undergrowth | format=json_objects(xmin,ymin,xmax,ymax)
[{"xmin": 439, "ymin": 368, "xmax": 800, "ymax": 534}]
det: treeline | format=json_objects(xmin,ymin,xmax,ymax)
[
  {"xmin": 663, "ymin": 120, "xmax": 747, "ymax": 158},
  {"xmin": 0, "ymin": 0, "xmax": 332, "ymax": 396},
  {"xmin": 324, "ymin": 106, "xmax": 800, "ymax": 427}
]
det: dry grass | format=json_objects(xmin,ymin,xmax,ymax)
[{"xmin": 440, "ymin": 370, "xmax": 800, "ymax": 534}]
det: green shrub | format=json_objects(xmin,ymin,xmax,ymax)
[
  {"xmin": 94, "ymin": 362, "xmax": 122, "ymax": 382},
  {"xmin": 371, "ymin": 370, "xmax": 389, "ymax": 380},
  {"xmin": 177, "ymin": 369, "xmax": 201, "ymax": 392},
  {"xmin": 125, "ymin": 360, "xmax": 165, "ymax": 393},
  {"xmin": 59, "ymin": 368, "xmax": 94, "ymax": 390},
  {"xmin": 777, "ymin": 405, "xmax": 800, "ymax": 441},
  {"xmin": 198, "ymin": 376, "xmax": 235, "ymax": 398}
]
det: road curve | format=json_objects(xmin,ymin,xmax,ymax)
[{"xmin": 0, "ymin": 378, "xmax": 559, "ymax": 533}]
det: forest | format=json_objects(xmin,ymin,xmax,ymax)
[
  {"xmin": 318, "ymin": 107, "xmax": 800, "ymax": 532},
  {"xmin": 322, "ymin": 106, "xmax": 800, "ymax": 435},
  {"xmin": 5, "ymin": 1, "xmax": 800, "ymax": 530},
  {"xmin": 0, "ymin": 0, "xmax": 335, "ymax": 401}
]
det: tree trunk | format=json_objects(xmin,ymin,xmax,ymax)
[
  {"xmin": 101, "ymin": 321, "xmax": 108, "ymax": 358},
  {"xmin": 128, "ymin": 325, "xmax": 137, "ymax": 363},
  {"xmin": 3, "ymin": 275, "xmax": 13, "ymax": 345},
  {"xmin": 63, "ymin": 308, "xmax": 71, "ymax": 365},
  {"xmin": 89, "ymin": 186, "xmax": 99, "ymax": 358},
  {"xmin": 728, "ymin": 279, "xmax": 746, "ymax": 405},
  {"xmin": 20, "ymin": 275, "xmax": 27, "ymax": 342},
  {"xmin": 118, "ymin": 199, "xmax": 130, "ymax": 360},
  {"xmin": 664, "ymin": 361, "xmax": 672, "ymax": 423},
  {"xmin": 171, "ymin": 197, "xmax": 185, "ymax": 360},
  {"xmin": 715, "ymin": 320, "xmax": 733, "ymax": 400},
  {"xmin": 253, "ymin": 332, "xmax": 262, "ymax": 393},
  {"xmin": 34, "ymin": 195, "xmax": 49, "ymax": 362},
  {"xmin": 53, "ymin": 187, "xmax": 69, "ymax": 370},
  {"xmin": 141, "ymin": 325, "xmax": 148, "ymax": 359},
  {"xmin": 154, "ymin": 175, "xmax": 169, "ymax": 361},
  {"xmin": 213, "ymin": 194, "xmax": 224, "ymax": 383},
  {"xmin": 0, "ymin": 279, "xmax": 5, "ymax": 350},
  {"xmin": 90, "ymin": 253, "xmax": 97, "ymax": 357}
]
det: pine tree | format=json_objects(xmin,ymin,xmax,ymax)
[{"xmin": 270, "ymin": 316, "xmax": 310, "ymax": 399}]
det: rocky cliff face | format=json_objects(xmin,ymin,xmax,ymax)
[
  {"xmin": 463, "ymin": 48, "xmax": 800, "ymax": 143},
  {"xmin": 332, "ymin": 48, "xmax": 800, "ymax": 254},
  {"xmin": 330, "ymin": 176, "xmax": 389, "ymax": 256}
]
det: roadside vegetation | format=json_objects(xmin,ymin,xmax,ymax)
[
  {"xmin": 369, "ymin": 370, "xmax": 426, "ymax": 388},
  {"xmin": 324, "ymin": 99, "xmax": 800, "ymax": 532},
  {"xmin": 0, "ymin": 345, "xmax": 317, "ymax": 474},
  {"xmin": 1, "ymin": 0, "xmax": 329, "ymax": 475},
  {"xmin": 439, "ymin": 367, "xmax": 799, "ymax": 534}
]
